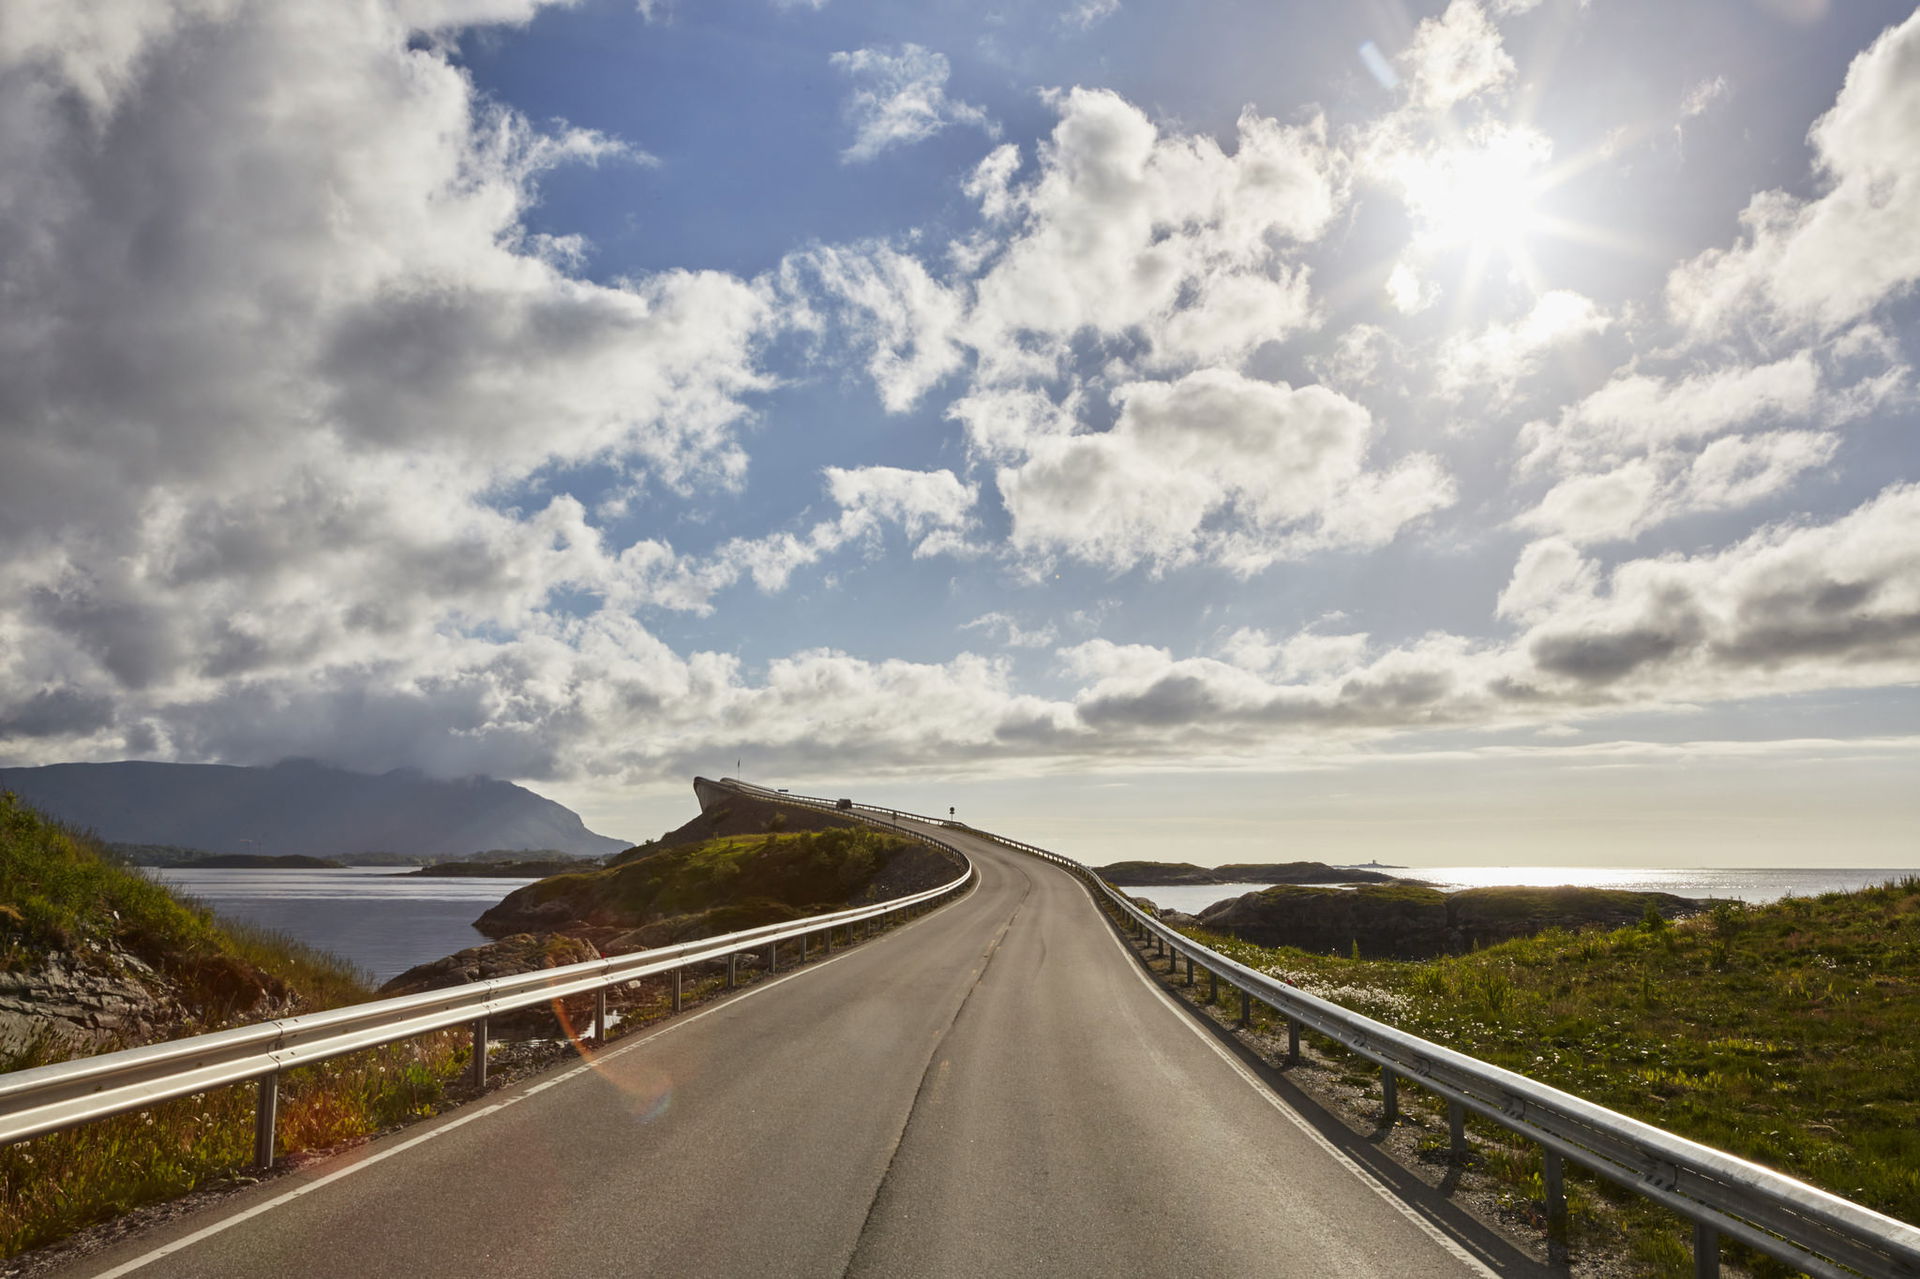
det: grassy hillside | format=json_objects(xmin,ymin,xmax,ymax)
[
  {"xmin": 1177, "ymin": 878, "xmax": 1920, "ymax": 1271},
  {"xmin": 479, "ymin": 826, "xmax": 950, "ymax": 941},
  {"xmin": 0, "ymin": 794, "xmax": 459, "ymax": 1257},
  {"xmin": 1, "ymin": 793, "xmax": 364, "ymax": 1013}
]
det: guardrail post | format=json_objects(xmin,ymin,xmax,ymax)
[
  {"xmin": 1448, "ymin": 1100, "xmax": 1467, "ymax": 1162},
  {"xmin": 800, "ymin": 933, "xmax": 809, "ymax": 963},
  {"xmin": 253, "ymin": 1072, "xmax": 278, "ymax": 1170},
  {"xmin": 1381, "ymin": 1067, "xmax": 1398, "ymax": 1126},
  {"xmin": 1207, "ymin": 967, "xmax": 1218, "ymax": 1003},
  {"xmin": 1692, "ymin": 1221, "xmax": 1719, "ymax": 1278},
  {"xmin": 1286, "ymin": 1018, "xmax": 1301, "ymax": 1066},
  {"xmin": 727, "ymin": 952, "xmax": 739, "ymax": 989},
  {"xmin": 767, "ymin": 940, "xmax": 778, "ymax": 973},
  {"xmin": 672, "ymin": 966, "xmax": 683, "ymax": 1013},
  {"xmin": 593, "ymin": 988, "xmax": 607, "ymax": 1041},
  {"xmin": 1544, "ymin": 1149, "xmax": 1569, "ymax": 1264},
  {"xmin": 1238, "ymin": 989, "xmax": 1251, "ymax": 1028},
  {"xmin": 1185, "ymin": 955, "xmax": 1195, "ymax": 986},
  {"xmin": 825, "ymin": 928, "xmax": 834, "ymax": 954},
  {"xmin": 470, "ymin": 1016, "xmax": 489, "ymax": 1087}
]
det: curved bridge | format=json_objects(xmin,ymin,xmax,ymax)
[{"xmin": 42, "ymin": 788, "xmax": 1509, "ymax": 1279}]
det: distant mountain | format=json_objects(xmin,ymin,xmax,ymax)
[{"xmin": 0, "ymin": 760, "xmax": 631, "ymax": 858}]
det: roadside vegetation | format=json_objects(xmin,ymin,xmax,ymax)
[
  {"xmin": 1150, "ymin": 877, "xmax": 1920, "ymax": 1275},
  {"xmin": 479, "ymin": 825, "xmax": 943, "ymax": 939}
]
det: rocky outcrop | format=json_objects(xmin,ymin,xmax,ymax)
[
  {"xmin": 0, "ymin": 948, "xmax": 183, "ymax": 1057},
  {"xmin": 377, "ymin": 933, "xmax": 603, "ymax": 1039},
  {"xmin": 1094, "ymin": 861, "xmax": 1222, "ymax": 885},
  {"xmin": 1213, "ymin": 862, "xmax": 1402, "ymax": 885},
  {"xmin": 1196, "ymin": 884, "xmax": 1705, "ymax": 959},
  {"xmin": 1098, "ymin": 860, "xmax": 1407, "ymax": 886},
  {"xmin": 377, "ymin": 933, "xmax": 602, "ymax": 996}
]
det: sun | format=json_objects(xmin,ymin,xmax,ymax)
[{"xmin": 1404, "ymin": 125, "xmax": 1554, "ymax": 256}]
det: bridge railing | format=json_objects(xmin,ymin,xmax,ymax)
[
  {"xmin": 0, "ymin": 809, "xmax": 973, "ymax": 1172},
  {"xmin": 725, "ymin": 780, "xmax": 1920, "ymax": 1279}
]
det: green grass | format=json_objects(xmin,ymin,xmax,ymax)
[
  {"xmin": 0, "ymin": 794, "xmax": 472, "ymax": 1256},
  {"xmin": 496, "ymin": 826, "xmax": 930, "ymax": 932},
  {"xmin": 0, "ymin": 793, "xmax": 366, "ymax": 1013},
  {"xmin": 1166, "ymin": 878, "xmax": 1920, "ymax": 1273}
]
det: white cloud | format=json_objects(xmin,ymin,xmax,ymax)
[
  {"xmin": 1497, "ymin": 538, "xmax": 1598, "ymax": 623},
  {"xmin": 995, "ymin": 369, "xmax": 1453, "ymax": 574},
  {"xmin": 0, "ymin": 0, "xmax": 780, "ymax": 750},
  {"xmin": 1436, "ymin": 290, "xmax": 1610, "ymax": 402},
  {"xmin": 1399, "ymin": 0, "xmax": 1514, "ymax": 112},
  {"xmin": 1680, "ymin": 75, "xmax": 1729, "ymax": 119},
  {"xmin": 959, "ymin": 89, "xmax": 1340, "ymax": 384},
  {"xmin": 1667, "ymin": 11, "xmax": 1920, "ymax": 337},
  {"xmin": 1515, "ymin": 460, "xmax": 1664, "ymax": 545},
  {"xmin": 783, "ymin": 242, "xmax": 966, "ymax": 412},
  {"xmin": 829, "ymin": 44, "xmax": 995, "ymax": 163},
  {"xmin": 1063, "ymin": 0, "xmax": 1119, "ymax": 29},
  {"xmin": 1384, "ymin": 261, "xmax": 1438, "ymax": 314},
  {"xmin": 1515, "ymin": 430, "xmax": 1840, "ymax": 546},
  {"xmin": 1219, "ymin": 626, "xmax": 1371, "ymax": 679},
  {"xmin": 1517, "ymin": 351, "xmax": 1824, "ymax": 477},
  {"xmin": 696, "ymin": 466, "xmax": 981, "ymax": 595},
  {"xmin": 962, "ymin": 612, "xmax": 1059, "ymax": 649}
]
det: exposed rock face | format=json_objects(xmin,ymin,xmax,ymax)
[
  {"xmin": 1196, "ymin": 884, "xmax": 1705, "ymax": 959},
  {"xmin": 0, "ymin": 948, "xmax": 183, "ymax": 1057},
  {"xmin": 377, "ymin": 933, "xmax": 604, "ymax": 1040},
  {"xmin": 377, "ymin": 933, "xmax": 602, "ymax": 997}
]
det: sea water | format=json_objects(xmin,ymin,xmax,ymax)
[
  {"xmin": 1117, "ymin": 866, "xmax": 1919, "ymax": 918},
  {"xmin": 144, "ymin": 866, "xmax": 538, "ymax": 984}
]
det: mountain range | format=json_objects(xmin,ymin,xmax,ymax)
[{"xmin": 0, "ymin": 759, "xmax": 630, "ymax": 858}]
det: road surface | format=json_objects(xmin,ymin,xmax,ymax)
[{"xmin": 56, "ymin": 818, "xmax": 1537, "ymax": 1278}]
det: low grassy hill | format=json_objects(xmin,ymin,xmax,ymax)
[
  {"xmin": 1183, "ymin": 877, "xmax": 1920, "ymax": 1255},
  {"xmin": 475, "ymin": 826, "xmax": 955, "ymax": 946}
]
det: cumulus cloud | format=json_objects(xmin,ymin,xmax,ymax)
[
  {"xmin": 995, "ymin": 369, "xmax": 1453, "ymax": 574},
  {"xmin": 1436, "ymin": 291, "xmax": 1610, "ymax": 403},
  {"xmin": 1516, "ymin": 352, "xmax": 1825, "ymax": 477},
  {"xmin": 1667, "ymin": 10, "xmax": 1920, "ymax": 337},
  {"xmin": 0, "ymin": 0, "xmax": 790, "ymax": 758},
  {"xmin": 830, "ymin": 44, "xmax": 995, "ymax": 163},
  {"xmin": 1032, "ymin": 483, "xmax": 1920, "ymax": 752},
  {"xmin": 958, "ymin": 88, "xmax": 1340, "ymax": 381},
  {"xmin": 688, "ymin": 466, "xmax": 980, "ymax": 596},
  {"xmin": 1399, "ymin": 0, "xmax": 1514, "ymax": 112}
]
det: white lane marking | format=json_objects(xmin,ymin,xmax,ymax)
[
  {"xmin": 82, "ymin": 894, "xmax": 974, "ymax": 1279},
  {"xmin": 1086, "ymin": 893, "xmax": 1502, "ymax": 1279}
]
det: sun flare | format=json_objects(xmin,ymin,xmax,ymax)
[{"xmin": 1405, "ymin": 126, "xmax": 1553, "ymax": 254}]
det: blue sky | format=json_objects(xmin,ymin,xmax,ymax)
[{"xmin": 1, "ymin": 0, "xmax": 1916, "ymax": 865}]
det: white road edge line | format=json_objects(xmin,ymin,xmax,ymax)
[
  {"xmin": 80, "ymin": 887, "xmax": 974, "ymax": 1279},
  {"xmin": 1085, "ymin": 885, "xmax": 1504, "ymax": 1279}
]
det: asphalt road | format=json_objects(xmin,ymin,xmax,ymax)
[{"xmin": 57, "ymin": 821, "xmax": 1538, "ymax": 1279}]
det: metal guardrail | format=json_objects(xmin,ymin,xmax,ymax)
[
  {"xmin": 0, "ymin": 799, "xmax": 973, "ymax": 1170},
  {"xmin": 724, "ymin": 781, "xmax": 1920, "ymax": 1279}
]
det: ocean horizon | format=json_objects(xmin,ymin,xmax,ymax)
[{"xmin": 1116, "ymin": 865, "xmax": 1919, "ymax": 917}]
